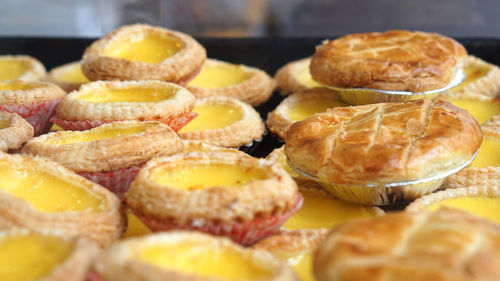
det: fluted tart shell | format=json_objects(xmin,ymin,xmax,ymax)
[
  {"xmin": 187, "ymin": 59, "xmax": 275, "ymax": 106},
  {"xmin": 44, "ymin": 61, "xmax": 90, "ymax": 92},
  {"xmin": 274, "ymin": 57, "xmax": 321, "ymax": 95},
  {"xmin": 0, "ymin": 55, "xmax": 46, "ymax": 82},
  {"xmin": 310, "ymin": 30, "xmax": 467, "ymax": 92},
  {"xmin": 0, "ymin": 112, "xmax": 34, "ymax": 151},
  {"xmin": 82, "ymin": 24, "xmax": 206, "ymax": 85}
]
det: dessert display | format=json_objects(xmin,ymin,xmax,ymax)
[
  {"xmin": 310, "ymin": 30, "xmax": 467, "ymax": 104},
  {"xmin": 314, "ymin": 208, "xmax": 500, "ymax": 281},
  {"xmin": 253, "ymin": 229, "xmax": 328, "ymax": 281},
  {"xmin": 187, "ymin": 58, "xmax": 276, "ymax": 106},
  {"xmin": 50, "ymin": 80, "xmax": 196, "ymax": 132},
  {"xmin": 82, "ymin": 24, "xmax": 206, "ymax": 84},
  {"xmin": 22, "ymin": 121, "xmax": 182, "ymax": 199},
  {"xmin": 274, "ymin": 57, "xmax": 321, "ymax": 95},
  {"xmin": 94, "ymin": 231, "xmax": 296, "ymax": 281},
  {"xmin": 178, "ymin": 96, "xmax": 265, "ymax": 147},
  {"xmin": 0, "ymin": 80, "xmax": 65, "ymax": 135},
  {"xmin": 0, "ymin": 111, "xmax": 34, "ymax": 151},
  {"xmin": 407, "ymin": 186, "xmax": 500, "ymax": 223},
  {"xmin": 126, "ymin": 151, "xmax": 301, "ymax": 245},
  {"xmin": 0, "ymin": 153, "xmax": 124, "ymax": 247},
  {"xmin": 267, "ymin": 88, "xmax": 348, "ymax": 139},
  {"xmin": 44, "ymin": 61, "xmax": 90, "ymax": 92},
  {"xmin": 0, "ymin": 55, "xmax": 46, "ymax": 82},
  {"xmin": 0, "ymin": 229, "xmax": 99, "ymax": 281},
  {"xmin": 285, "ymin": 99, "xmax": 482, "ymax": 205}
]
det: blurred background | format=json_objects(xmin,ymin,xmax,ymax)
[{"xmin": 1, "ymin": 0, "xmax": 499, "ymax": 38}]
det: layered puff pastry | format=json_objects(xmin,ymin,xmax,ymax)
[
  {"xmin": 314, "ymin": 208, "xmax": 500, "ymax": 281},
  {"xmin": 82, "ymin": 24, "xmax": 206, "ymax": 85},
  {"xmin": 187, "ymin": 59, "xmax": 275, "ymax": 106},
  {"xmin": 178, "ymin": 96, "xmax": 265, "ymax": 148},
  {"xmin": 94, "ymin": 231, "xmax": 297, "ymax": 281},
  {"xmin": 0, "ymin": 112, "xmax": 34, "ymax": 152},
  {"xmin": 274, "ymin": 57, "xmax": 321, "ymax": 95},
  {"xmin": 0, "ymin": 153, "xmax": 124, "ymax": 247},
  {"xmin": 44, "ymin": 61, "xmax": 90, "ymax": 92},
  {"xmin": 310, "ymin": 30, "xmax": 467, "ymax": 92},
  {"xmin": 0, "ymin": 55, "xmax": 46, "ymax": 82},
  {"xmin": 0, "ymin": 229, "xmax": 99, "ymax": 281}
]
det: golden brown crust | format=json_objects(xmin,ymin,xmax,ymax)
[
  {"xmin": 22, "ymin": 121, "xmax": 182, "ymax": 173},
  {"xmin": 253, "ymin": 228, "xmax": 327, "ymax": 254},
  {"xmin": 274, "ymin": 57, "xmax": 317, "ymax": 96},
  {"xmin": 285, "ymin": 99, "xmax": 482, "ymax": 184},
  {"xmin": 44, "ymin": 61, "xmax": 89, "ymax": 93},
  {"xmin": 0, "ymin": 153, "xmax": 124, "ymax": 247},
  {"xmin": 55, "ymin": 80, "xmax": 195, "ymax": 121},
  {"xmin": 482, "ymin": 115, "xmax": 500, "ymax": 138},
  {"xmin": 0, "ymin": 55, "xmax": 46, "ymax": 82},
  {"xmin": 314, "ymin": 208, "xmax": 500, "ymax": 281},
  {"xmin": 181, "ymin": 139, "xmax": 249, "ymax": 155},
  {"xmin": 266, "ymin": 88, "xmax": 345, "ymax": 139},
  {"xmin": 82, "ymin": 24, "xmax": 206, "ymax": 84},
  {"xmin": 441, "ymin": 167, "xmax": 500, "ymax": 190},
  {"xmin": 187, "ymin": 59, "xmax": 275, "ymax": 106},
  {"xmin": 0, "ymin": 112, "xmax": 34, "ymax": 151},
  {"xmin": 95, "ymin": 231, "xmax": 297, "ymax": 281},
  {"xmin": 126, "ymin": 151, "xmax": 299, "ymax": 224},
  {"xmin": 0, "ymin": 80, "xmax": 66, "ymax": 105},
  {"xmin": 179, "ymin": 96, "xmax": 265, "ymax": 148},
  {"xmin": 310, "ymin": 30, "xmax": 467, "ymax": 92}
]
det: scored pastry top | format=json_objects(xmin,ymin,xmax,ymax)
[{"xmin": 310, "ymin": 30, "xmax": 467, "ymax": 92}]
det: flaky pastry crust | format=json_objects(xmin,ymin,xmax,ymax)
[
  {"xmin": 55, "ymin": 80, "xmax": 195, "ymax": 121},
  {"xmin": 285, "ymin": 99, "xmax": 482, "ymax": 184},
  {"xmin": 82, "ymin": 24, "xmax": 206, "ymax": 84},
  {"xmin": 179, "ymin": 96, "xmax": 265, "ymax": 147},
  {"xmin": 310, "ymin": 30, "xmax": 467, "ymax": 92},
  {"xmin": 0, "ymin": 55, "xmax": 46, "ymax": 82},
  {"xmin": 267, "ymin": 88, "xmax": 345, "ymax": 139},
  {"xmin": 181, "ymin": 139, "xmax": 249, "ymax": 155},
  {"xmin": 187, "ymin": 59, "xmax": 275, "ymax": 106},
  {"xmin": 0, "ymin": 80, "xmax": 65, "ymax": 105},
  {"xmin": 0, "ymin": 153, "xmax": 124, "ymax": 247},
  {"xmin": 0, "ymin": 112, "xmax": 34, "ymax": 151},
  {"xmin": 44, "ymin": 61, "xmax": 88, "ymax": 92},
  {"xmin": 274, "ymin": 57, "xmax": 319, "ymax": 95},
  {"xmin": 126, "ymin": 151, "xmax": 299, "ymax": 225},
  {"xmin": 22, "ymin": 121, "xmax": 182, "ymax": 173},
  {"xmin": 314, "ymin": 208, "xmax": 500, "ymax": 281},
  {"xmin": 482, "ymin": 115, "xmax": 500, "ymax": 138},
  {"xmin": 95, "ymin": 231, "xmax": 297, "ymax": 281},
  {"xmin": 252, "ymin": 228, "xmax": 328, "ymax": 258}
]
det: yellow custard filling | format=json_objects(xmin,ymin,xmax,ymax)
[
  {"xmin": 44, "ymin": 123, "xmax": 152, "ymax": 145},
  {"xmin": 451, "ymin": 64, "xmax": 490, "ymax": 91},
  {"xmin": 59, "ymin": 64, "xmax": 89, "ymax": 84},
  {"xmin": 0, "ymin": 162, "xmax": 107, "ymax": 213},
  {"xmin": 138, "ymin": 241, "xmax": 273, "ymax": 281},
  {"xmin": 425, "ymin": 197, "xmax": 500, "ymax": 223},
  {"xmin": 104, "ymin": 33, "xmax": 184, "ymax": 64},
  {"xmin": 0, "ymin": 80, "xmax": 39, "ymax": 91},
  {"xmin": 472, "ymin": 136, "xmax": 500, "ymax": 168},
  {"xmin": 189, "ymin": 63, "xmax": 253, "ymax": 88},
  {"xmin": 152, "ymin": 163, "xmax": 269, "ymax": 190},
  {"xmin": 295, "ymin": 63, "xmax": 320, "ymax": 88},
  {"xmin": 122, "ymin": 209, "xmax": 151, "ymax": 239},
  {"xmin": 49, "ymin": 124, "xmax": 64, "ymax": 132},
  {"xmin": 286, "ymin": 99, "xmax": 348, "ymax": 122},
  {"xmin": 179, "ymin": 104, "xmax": 243, "ymax": 133},
  {"xmin": 284, "ymin": 194, "xmax": 374, "ymax": 230},
  {"xmin": 0, "ymin": 119, "xmax": 11, "ymax": 130},
  {"xmin": 0, "ymin": 59, "xmax": 30, "ymax": 81},
  {"xmin": 78, "ymin": 87, "xmax": 175, "ymax": 103},
  {"xmin": 0, "ymin": 234, "xmax": 73, "ymax": 281},
  {"xmin": 445, "ymin": 98, "xmax": 500, "ymax": 124}
]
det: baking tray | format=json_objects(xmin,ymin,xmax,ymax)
[{"xmin": 1, "ymin": 37, "xmax": 499, "ymax": 158}]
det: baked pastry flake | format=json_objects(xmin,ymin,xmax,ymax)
[
  {"xmin": 44, "ymin": 61, "xmax": 90, "ymax": 92},
  {"xmin": 0, "ymin": 112, "xmax": 34, "ymax": 152},
  {"xmin": 0, "ymin": 55, "xmax": 46, "ymax": 82},
  {"xmin": 274, "ymin": 57, "xmax": 321, "ymax": 95}
]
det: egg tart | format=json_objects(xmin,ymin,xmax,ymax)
[
  {"xmin": 44, "ymin": 61, "xmax": 90, "ymax": 92},
  {"xmin": 285, "ymin": 99, "xmax": 482, "ymax": 205},
  {"xmin": 0, "ymin": 55, "xmax": 46, "ymax": 82},
  {"xmin": 94, "ymin": 231, "xmax": 296, "ymax": 281},
  {"xmin": 314, "ymin": 208, "xmax": 500, "ymax": 281},
  {"xmin": 442, "ymin": 92, "xmax": 500, "ymax": 124},
  {"xmin": 22, "ymin": 121, "xmax": 182, "ymax": 200},
  {"xmin": 267, "ymin": 88, "xmax": 348, "ymax": 139},
  {"xmin": 0, "ymin": 112, "xmax": 34, "ymax": 152},
  {"xmin": 179, "ymin": 96, "xmax": 265, "ymax": 148},
  {"xmin": 253, "ymin": 229, "xmax": 327, "ymax": 281},
  {"xmin": 126, "ymin": 151, "xmax": 302, "ymax": 245},
  {"xmin": 51, "ymin": 80, "xmax": 196, "ymax": 132},
  {"xmin": 82, "ymin": 24, "xmax": 206, "ymax": 85},
  {"xmin": 187, "ymin": 59, "xmax": 275, "ymax": 106},
  {"xmin": 181, "ymin": 139, "xmax": 248, "ymax": 155},
  {"xmin": 0, "ymin": 229, "xmax": 99, "ymax": 281},
  {"xmin": 0, "ymin": 153, "xmax": 124, "ymax": 247},
  {"xmin": 274, "ymin": 57, "xmax": 321, "ymax": 95},
  {"xmin": 0, "ymin": 80, "xmax": 65, "ymax": 135}
]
